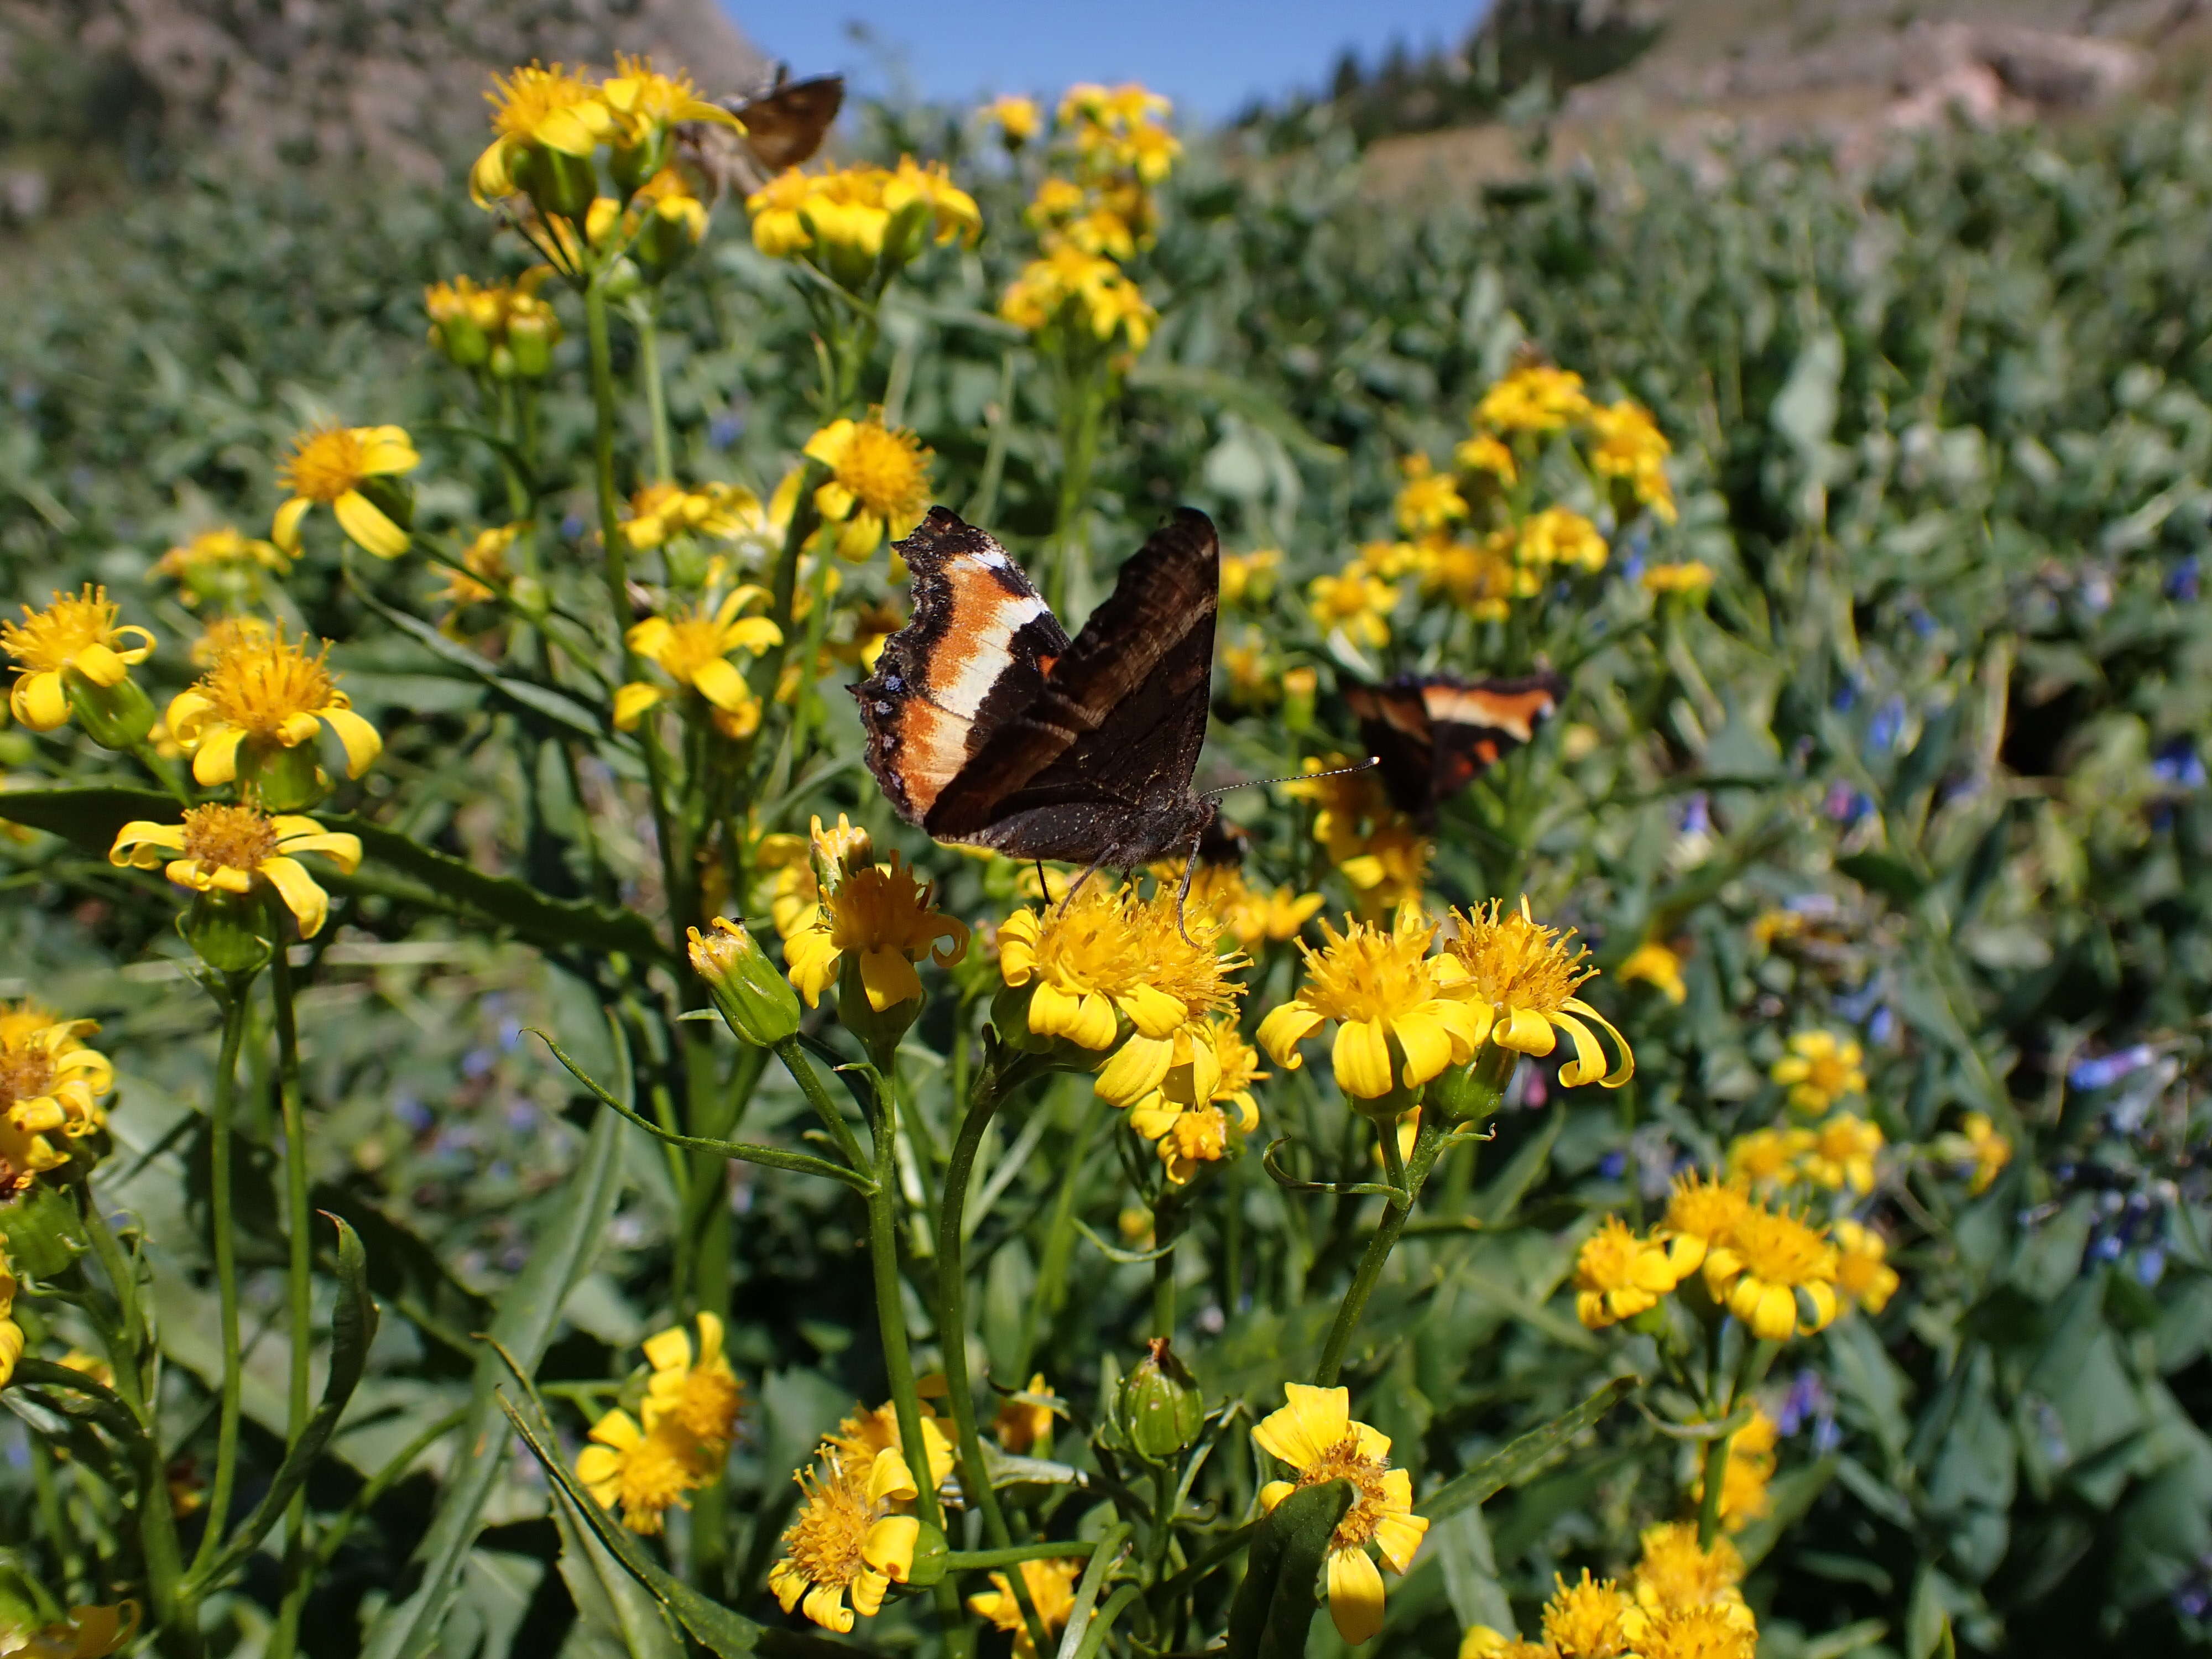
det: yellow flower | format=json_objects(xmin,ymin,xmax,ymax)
[
  {"xmin": 622, "ymin": 481, "xmax": 767, "ymax": 551},
  {"xmin": 1573, "ymin": 1216, "xmax": 1680, "ymax": 1328},
  {"xmin": 1254, "ymin": 1384, "xmax": 1428, "ymax": 1645},
  {"xmin": 1516, "ymin": 507, "xmax": 1608, "ymax": 573},
  {"xmin": 999, "ymin": 884, "xmax": 1228, "ymax": 1051},
  {"xmin": 1832, "ymin": 1218, "xmax": 1901, "ymax": 1313},
  {"xmin": 1654, "ymin": 1173, "xmax": 1750, "ymax": 1278},
  {"xmin": 994, "ymin": 1373, "xmax": 1055, "ymax": 1454},
  {"xmin": 0, "ymin": 1004, "xmax": 115, "ymax": 1180},
  {"xmin": 1587, "ymin": 399, "xmax": 1677, "ymax": 524},
  {"xmin": 1441, "ymin": 899, "xmax": 1632, "ymax": 1086},
  {"xmin": 189, "ymin": 613, "xmax": 273, "ymax": 670},
  {"xmin": 470, "ymin": 62, "xmax": 613, "ymax": 205},
  {"xmin": 1395, "ymin": 454, "xmax": 1468, "ymax": 535},
  {"xmin": 1124, "ymin": 1020, "xmax": 1265, "ymax": 1184},
  {"xmin": 1542, "ymin": 1570, "xmax": 1634, "ymax": 1659},
  {"xmin": 830, "ymin": 1396, "xmax": 958, "ymax": 1499},
  {"xmin": 1725, "ymin": 1127, "xmax": 1800, "ymax": 1190},
  {"xmin": 272, "ymin": 425, "xmax": 418, "ymax": 559},
  {"xmin": 57, "ymin": 1348, "xmax": 116, "ymax": 1391},
  {"xmin": 109, "ymin": 805, "xmax": 362, "ymax": 938},
  {"xmin": 745, "ymin": 160, "xmax": 977, "ymax": 282},
  {"xmin": 1630, "ymin": 1521, "xmax": 1746, "ymax": 1616},
  {"xmin": 1749, "ymin": 908, "xmax": 1807, "ymax": 949},
  {"xmin": 984, "ymin": 94, "xmax": 1041, "ymax": 145},
  {"xmin": 969, "ymin": 1557, "xmax": 1083, "ymax": 1659},
  {"xmin": 1619, "ymin": 940, "xmax": 1687, "ymax": 1004},
  {"xmin": 0, "ymin": 1236, "xmax": 17, "ymax": 1387},
  {"xmin": 641, "ymin": 1312, "xmax": 743, "ymax": 1462},
  {"xmin": 576, "ymin": 1407, "xmax": 698, "ymax": 1535},
  {"xmin": 1307, "ymin": 566, "xmax": 1398, "ymax": 649},
  {"xmin": 166, "ymin": 624, "xmax": 383, "ymax": 797},
  {"xmin": 1185, "ymin": 864, "xmax": 1323, "ymax": 951},
  {"xmin": 1000, "ymin": 245, "xmax": 1155, "ymax": 350},
  {"xmin": 1797, "ymin": 1112, "xmax": 1882, "ymax": 1194},
  {"xmin": 784, "ymin": 851, "xmax": 968, "ymax": 1013},
  {"xmin": 1477, "ymin": 365, "xmax": 1592, "ymax": 435},
  {"xmin": 152, "ymin": 528, "xmax": 292, "ymax": 607},
  {"xmin": 1458, "ymin": 1629, "xmax": 1551, "ymax": 1659},
  {"xmin": 1701, "ymin": 1203, "xmax": 1839, "ymax": 1342},
  {"xmin": 1413, "ymin": 529, "xmax": 1530, "ymax": 620},
  {"xmin": 1256, "ymin": 910, "xmax": 1483, "ymax": 1103},
  {"xmin": 615, "ymin": 588, "xmax": 781, "ymax": 738},
  {"xmin": 804, "ymin": 415, "xmax": 934, "ymax": 562},
  {"xmin": 1953, "ymin": 1111, "xmax": 2012, "ymax": 1194},
  {"xmin": 436, "ymin": 524, "xmax": 524, "ymax": 609},
  {"xmin": 1218, "ymin": 548, "xmax": 1281, "ymax": 607},
  {"xmin": 1771, "ymin": 1031, "xmax": 1865, "ymax": 1114},
  {"xmin": 1453, "ymin": 432, "xmax": 1518, "ymax": 482},
  {"xmin": 0, "ymin": 1601, "xmax": 140, "ymax": 1658},
  {"xmin": 1621, "ymin": 1605, "xmax": 1757, "ymax": 1659},
  {"xmin": 770, "ymin": 1448, "xmax": 925, "ymax": 1634},
  {"xmin": 1692, "ymin": 1410, "xmax": 1777, "ymax": 1531},
  {"xmin": 2, "ymin": 586, "xmax": 155, "ymax": 733},
  {"xmin": 1642, "ymin": 561, "xmax": 1714, "ymax": 597},
  {"xmin": 885, "ymin": 156, "xmax": 983, "ymax": 247},
  {"xmin": 599, "ymin": 54, "xmax": 740, "ymax": 154}
]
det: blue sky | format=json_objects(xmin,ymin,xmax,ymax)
[{"xmin": 738, "ymin": 1, "xmax": 1490, "ymax": 123}]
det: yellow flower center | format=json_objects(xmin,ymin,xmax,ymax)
[
  {"xmin": 1575, "ymin": 1217, "xmax": 1648, "ymax": 1293},
  {"xmin": 659, "ymin": 615, "xmax": 742, "ymax": 684},
  {"xmin": 1296, "ymin": 916, "xmax": 1438, "ymax": 1026},
  {"xmin": 1543, "ymin": 1573, "xmax": 1634, "ymax": 1658},
  {"xmin": 487, "ymin": 62, "xmax": 599, "ymax": 141},
  {"xmin": 1634, "ymin": 1522, "xmax": 1743, "ymax": 1611},
  {"xmin": 833, "ymin": 422, "xmax": 932, "ymax": 521},
  {"xmin": 197, "ymin": 627, "xmax": 338, "ymax": 735},
  {"xmin": 827, "ymin": 860, "xmax": 952, "ymax": 957},
  {"xmin": 1728, "ymin": 1207, "xmax": 1833, "ymax": 1288},
  {"xmin": 1632, "ymin": 1605, "xmax": 1756, "ymax": 1659},
  {"xmin": 779, "ymin": 1454, "xmax": 878, "ymax": 1590},
  {"xmin": 669, "ymin": 1368, "xmax": 743, "ymax": 1448},
  {"xmin": 611, "ymin": 1428, "xmax": 697, "ymax": 1527},
  {"xmin": 1446, "ymin": 899, "xmax": 1594, "ymax": 1014},
  {"xmin": 0, "ymin": 1039, "xmax": 55, "ymax": 1114},
  {"xmin": 2, "ymin": 587, "xmax": 121, "ymax": 672},
  {"xmin": 1287, "ymin": 1433, "xmax": 1395, "ymax": 1553},
  {"xmin": 1027, "ymin": 887, "xmax": 1149, "ymax": 995},
  {"xmin": 1663, "ymin": 1175, "xmax": 1746, "ymax": 1244},
  {"xmin": 1125, "ymin": 894, "xmax": 1241, "ymax": 1018},
  {"xmin": 180, "ymin": 804, "xmax": 281, "ymax": 874},
  {"xmin": 279, "ymin": 429, "xmax": 372, "ymax": 503}
]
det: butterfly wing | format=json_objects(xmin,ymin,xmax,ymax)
[
  {"xmin": 1345, "ymin": 681, "xmax": 1438, "ymax": 816},
  {"xmin": 857, "ymin": 509, "xmax": 1221, "ymax": 866},
  {"xmin": 738, "ymin": 74, "xmax": 844, "ymax": 171},
  {"xmin": 1419, "ymin": 672, "xmax": 1565, "ymax": 804}
]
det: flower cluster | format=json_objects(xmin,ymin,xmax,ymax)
[
  {"xmin": 770, "ymin": 1397, "xmax": 954, "ymax": 1632},
  {"xmin": 748, "ymin": 158, "xmax": 980, "ymax": 294},
  {"xmin": 1462, "ymin": 1524, "xmax": 1755, "ymax": 1659},
  {"xmin": 1574, "ymin": 1174, "xmax": 1860, "ymax": 1341},
  {"xmin": 615, "ymin": 582, "xmax": 782, "ymax": 739},
  {"xmin": 0, "ymin": 1004, "xmax": 117, "ymax": 1192},
  {"xmin": 1254, "ymin": 1385, "xmax": 1429, "ymax": 1645},
  {"xmin": 577, "ymin": 1314, "xmax": 744, "ymax": 1534},
  {"xmin": 1726, "ymin": 1111, "xmax": 1886, "ymax": 1196},
  {"xmin": 153, "ymin": 528, "xmax": 293, "ymax": 611},
  {"xmin": 424, "ymin": 271, "xmax": 560, "ymax": 377}
]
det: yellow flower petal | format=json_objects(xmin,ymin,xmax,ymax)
[
  {"xmin": 1327, "ymin": 1547, "xmax": 1388, "ymax": 1645},
  {"xmin": 333, "ymin": 490, "xmax": 410, "ymax": 560}
]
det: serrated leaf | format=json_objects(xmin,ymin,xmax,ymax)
[{"xmin": 1224, "ymin": 1478, "xmax": 1354, "ymax": 1659}]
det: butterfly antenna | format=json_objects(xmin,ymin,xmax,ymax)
[{"xmin": 1199, "ymin": 756, "xmax": 1380, "ymax": 802}]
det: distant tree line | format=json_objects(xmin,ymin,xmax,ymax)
[{"xmin": 1235, "ymin": 0, "xmax": 1663, "ymax": 147}]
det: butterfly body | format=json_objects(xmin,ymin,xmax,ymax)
[
  {"xmin": 1345, "ymin": 671, "xmax": 1566, "ymax": 820},
  {"xmin": 855, "ymin": 508, "xmax": 1222, "ymax": 869}
]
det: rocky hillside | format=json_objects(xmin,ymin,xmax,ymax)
[{"xmin": 0, "ymin": 0, "xmax": 764, "ymax": 213}]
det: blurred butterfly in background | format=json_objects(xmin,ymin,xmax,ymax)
[
  {"xmin": 678, "ymin": 66, "xmax": 845, "ymax": 199},
  {"xmin": 1345, "ymin": 672, "xmax": 1566, "ymax": 824}
]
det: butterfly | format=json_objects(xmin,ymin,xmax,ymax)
[
  {"xmin": 1344, "ymin": 671, "xmax": 1566, "ymax": 821},
  {"xmin": 678, "ymin": 67, "xmax": 845, "ymax": 199},
  {"xmin": 854, "ymin": 507, "xmax": 1223, "ymax": 878}
]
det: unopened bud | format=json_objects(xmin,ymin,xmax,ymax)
[
  {"xmin": 517, "ymin": 147, "xmax": 598, "ymax": 222},
  {"xmin": 237, "ymin": 740, "xmax": 327, "ymax": 814},
  {"xmin": 1119, "ymin": 1337, "xmax": 1204, "ymax": 1461},
  {"xmin": 66, "ymin": 672, "xmax": 156, "ymax": 750},
  {"xmin": 899, "ymin": 1520, "xmax": 951, "ymax": 1589},
  {"xmin": 0, "ymin": 1185, "xmax": 87, "ymax": 1281},
  {"xmin": 690, "ymin": 917, "xmax": 801, "ymax": 1047},
  {"xmin": 183, "ymin": 890, "xmax": 274, "ymax": 975},
  {"xmin": 507, "ymin": 304, "xmax": 557, "ymax": 377}
]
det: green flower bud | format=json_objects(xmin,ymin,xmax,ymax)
[
  {"xmin": 515, "ymin": 147, "xmax": 599, "ymax": 222},
  {"xmin": 836, "ymin": 951, "xmax": 920, "ymax": 1067},
  {"xmin": 431, "ymin": 315, "xmax": 491, "ymax": 369},
  {"xmin": 689, "ymin": 917, "xmax": 801, "ymax": 1047},
  {"xmin": 1, "ymin": 1184, "xmax": 88, "ymax": 1281},
  {"xmin": 1119, "ymin": 1337, "xmax": 1204, "ymax": 1462},
  {"xmin": 64, "ymin": 670, "xmax": 155, "ymax": 750},
  {"xmin": 611, "ymin": 134, "xmax": 670, "ymax": 195},
  {"xmin": 182, "ymin": 890, "xmax": 274, "ymax": 975},
  {"xmin": 507, "ymin": 310, "xmax": 556, "ymax": 378},
  {"xmin": 237, "ymin": 739, "xmax": 327, "ymax": 813},
  {"xmin": 900, "ymin": 1520, "xmax": 951, "ymax": 1589}
]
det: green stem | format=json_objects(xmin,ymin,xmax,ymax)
[
  {"xmin": 771, "ymin": 1037, "xmax": 868, "ymax": 1172},
  {"xmin": 937, "ymin": 1047, "xmax": 1052, "ymax": 1658},
  {"xmin": 636, "ymin": 303, "xmax": 674, "ymax": 484},
  {"xmin": 187, "ymin": 977, "xmax": 255, "ymax": 1580},
  {"xmin": 265, "ymin": 911, "xmax": 315, "ymax": 1659},
  {"xmin": 861, "ymin": 1077, "xmax": 942, "ymax": 1532},
  {"xmin": 1312, "ymin": 1110, "xmax": 1445, "ymax": 1387},
  {"xmin": 1014, "ymin": 1091, "xmax": 1099, "ymax": 1378},
  {"xmin": 583, "ymin": 275, "xmax": 630, "ymax": 630},
  {"xmin": 1694, "ymin": 1430, "xmax": 1733, "ymax": 1552},
  {"xmin": 945, "ymin": 1542, "xmax": 1096, "ymax": 1571}
]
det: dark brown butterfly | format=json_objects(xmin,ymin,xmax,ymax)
[
  {"xmin": 1345, "ymin": 672, "xmax": 1566, "ymax": 822},
  {"xmin": 678, "ymin": 66, "xmax": 844, "ymax": 199}
]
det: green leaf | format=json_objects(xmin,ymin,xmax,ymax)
[
  {"xmin": 189, "ymin": 1212, "xmax": 379, "ymax": 1590},
  {"xmin": 1836, "ymin": 851, "xmax": 1928, "ymax": 904},
  {"xmin": 498, "ymin": 1397, "xmax": 865, "ymax": 1659},
  {"xmin": 1224, "ymin": 1478, "xmax": 1354, "ymax": 1659},
  {"xmin": 1420, "ymin": 1377, "xmax": 1637, "ymax": 1522},
  {"xmin": 0, "ymin": 784, "xmax": 172, "ymax": 852},
  {"xmin": 361, "ymin": 1042, "xmax": 632, "ymax": 1659},
  {"xmin": 1468, "ymin": 1106, "xmax": 1564, "ymax": 1228},
  {"xmin": 1127, "ymin": 363, "xmax": 1347, "ymax": 463}
]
